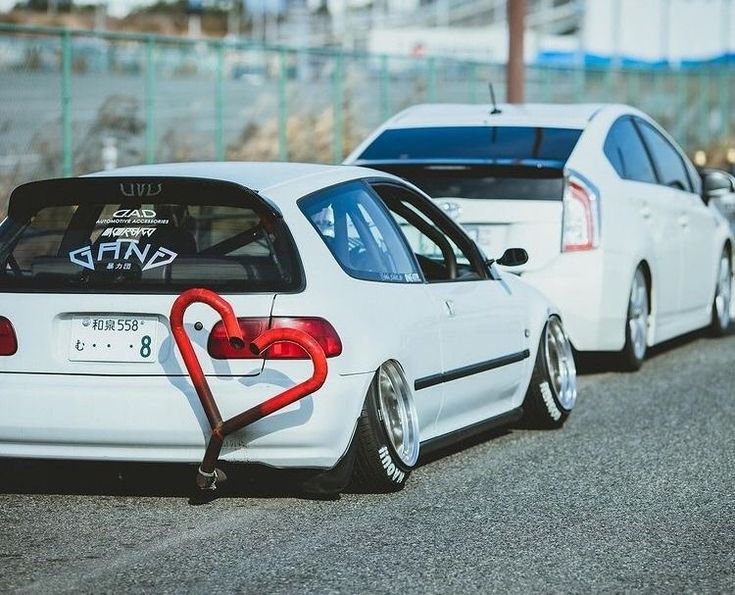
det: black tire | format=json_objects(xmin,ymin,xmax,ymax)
[
  {"xmin": 617, "ymin": 267, "xmax": 649, "ymax": 372},
  {"xmin": 708, "ymin": 247, "xmax": 732, "ymax": 337},
  {"xmin": 520, "ymin": 317, "xmax": 577, "ymax": 429},
  {"xmin": 351, "ymin": 362, "xmax": 418, "ymax": 493}
]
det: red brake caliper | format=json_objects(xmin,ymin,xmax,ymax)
[{"xmin": 169, "ymin": 288, "xmax": 328, "ymax": 490}]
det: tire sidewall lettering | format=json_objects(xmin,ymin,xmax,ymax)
[{"xmin": 377, "ymin": 445, "xmax": 406, "ymax": 484}]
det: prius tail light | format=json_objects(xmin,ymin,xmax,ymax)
[
  {"xmin": 562, "ymin": 172, "xmax": 601, "ymax": 252},
  {"xmin": 0, "ymin": 317, "xmax": 17, "ymax": 356},
  {"xmin": 208, "ymin": 317, "xmax": 342, "ymax": 360}
]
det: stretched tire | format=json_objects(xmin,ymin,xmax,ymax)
[
  {"xmin": 709, "ymin": 247, "xmax": 732, "ymax": 336},
  {"xmin": 521, "ymin": 316, "xmax": 577, "ymax": 429},
  {"xmin": 618, "ymin": 267, "xmax": 649, "ymax": 371},
  {"xmin": 351, "ymin": 361, "xmax": 420, "ymax": 493}
]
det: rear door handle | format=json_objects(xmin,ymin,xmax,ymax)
[
  {"xmin": 678, "ymin": 213, "xmax": 689, "ymax": 228},
  {"xmin": 640, "ymin": 204, "xmax": 652, "ymax": 220},
  {"xmin": 444, "ymin": 300, "xmax": 456, "ymax": 317}
]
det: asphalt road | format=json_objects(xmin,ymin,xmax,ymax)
[{"xmin": 1, "ymin": 329, "xmax": 734, "ymax": 594}]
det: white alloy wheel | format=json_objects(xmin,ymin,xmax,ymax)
[
  {"xmin": 376, "ymin": 361, "xmax": 420, "ymax": 467},
  {"xmin": 544, "ymin": 316, "xmax": 577, "ymax": 411},
  {"xmin": 628, "ymin": 268, "xmax": 649, "ymax": 363},
  {"xmin": 713, "ymin": 251, "xmax": 732, "ymax": 332}
]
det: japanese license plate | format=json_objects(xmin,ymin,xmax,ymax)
[{"xmin": 69, "ymin": 315, "xmax": 158, "ymax": 363}]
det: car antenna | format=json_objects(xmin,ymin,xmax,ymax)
[{"xmin": 488, "ymin": 83, "xmax": 502, "ymax": 115}]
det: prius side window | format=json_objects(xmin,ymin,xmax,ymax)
[
  {"xmin": 299, "ymin": 181, "xmax": 422, "ymax": 284},
  {"xmin": 603, "ymin": 117, "xmax": 657, "ymax": 185}
]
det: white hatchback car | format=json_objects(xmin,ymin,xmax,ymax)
[
  {"xmin": 0, "ymin": 162, "xmax": 575, "ymax": 493},
  {"xmin": 346, "ymin": 103, "xmax": 735, "ymax": 369}
]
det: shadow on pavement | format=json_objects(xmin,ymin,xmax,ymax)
[
  {"xmin": 0, "ymin": 458, "xmax": 339, "ymax": 502},
  {"xmin": 575, "ymin": 325, "xmax": 734, "ymax": 375}
]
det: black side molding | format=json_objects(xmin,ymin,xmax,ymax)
[
  {"xmin": 414, "ymin": 349, "xmax": 530, "ymax": 391},
  {"xmin": 419, "ymin": 407, "xmax": 524, "ymax": 458}
]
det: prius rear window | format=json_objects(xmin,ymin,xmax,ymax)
[
  {"xmin": 0, "ymin": 178, "xmax": 301, "ymax": 293},
  {"xmin": 357, "ymin": 126, "xmax": 582, "ymax": 167}
]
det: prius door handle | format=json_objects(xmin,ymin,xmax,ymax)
[
  {"xmin": 640, "ymin": 204, "xmax": 652, "ymax": 220},
  {"xmin": 444, "ymin": 300, "xmax": 456, "ymax": 317},
  {"xmin": 678, "ymin": 214, "xmax": 689, "ymax": 228}
]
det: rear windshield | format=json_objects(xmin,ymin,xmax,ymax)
[
  {"xmin": 371, "ymin": 164, "xmax": 565, "ymax": 201},
  {"xmin": 357, "ymin": 126, "xmax": 582, "ymax": 167},
  {"xmin": 0, "ymin": 177, "xmax": 301, "ymax": 293}
]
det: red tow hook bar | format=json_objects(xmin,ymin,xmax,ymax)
[{"xmin": 169, "ymin": 288, "xmax": 328, "ymax": 491}]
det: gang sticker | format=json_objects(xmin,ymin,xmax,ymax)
[{"xmin": 69, "ymin": 240, "xmax": 178, "ymax": 272}]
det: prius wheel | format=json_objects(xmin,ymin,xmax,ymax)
[
  {"xmin": 618, "ymin": 267, "xmax": 649, "ymax": 371},
  {"xmin": 352, "ymin": 361, "xmax": 419, "ymax": 493},
  {"xmin": 709, "ymin": 248, "xmax": 732, "ymax": 336},
  {"xmin": 520, "ymin": 316, "xmax": 577, "ymax": 429}
]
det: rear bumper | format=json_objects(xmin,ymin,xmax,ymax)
[
  {"xmin": 0, "ymin": 368, "xmax": 371, "ymax": 469},
  {"xmin": 520, "ymin": 249, "xmax": 630, "ymax": 352}
]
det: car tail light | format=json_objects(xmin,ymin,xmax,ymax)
[
  {"xmin": 208, "ymin": 317, "xmax": 342, "ymax": 359},
  {"xmin": 562, "ymin": 172, "xmax": 600, "ymax": 252},
  {"xmin": 0, "ymin": 317, "xmax": 17, "ymax": 356}
]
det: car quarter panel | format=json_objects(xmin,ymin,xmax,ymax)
[{"xmin": 267, "ymin": 185, "xmax": 446, "ymax": 442}]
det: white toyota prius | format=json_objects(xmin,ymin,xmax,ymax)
[
  {"xmin": 0, "ymin": 162, "xmax": 576, "ymax": 493},
  {"xmin": 346, "ymin": 103, "xmax": 735, "ymax": 370}
]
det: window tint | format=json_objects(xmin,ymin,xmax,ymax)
[
  {"xmin": 372, "ymin": 184, "xmax": 484, "ymax": 283},
  {"xmin": 636, "ymin": 120, "xmax": 692, "ymax": 192},
  {"xmin": 299, "ymin": 181, "xmax": 421, "ymax": 284},
  {"xmin": 603, "ymin": 118, "xmax": 657, "ymax": 184},
  {"xmin": 372, "ymin": 164, "xmax": 565, "ymax": 201},
  {"xmin": 0, "ymin": 180, "xmax": 301, "ymax": 293},
  {"xmin": 357, "ymin": 127, "xmax": 582, "ymax": 168}
]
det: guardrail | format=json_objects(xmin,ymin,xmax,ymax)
[{"xmin": 0, "ymin": 23, "xmax": 733, "ymax": 206}]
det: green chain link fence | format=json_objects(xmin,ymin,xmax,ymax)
[{"xmin": 1, "ymin": 22, "xmax": 734, "ymax": 213}]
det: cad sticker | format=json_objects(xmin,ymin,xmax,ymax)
[{"xmin": 69, "ymin": 240, "xmax": 178, "ymax": 272}]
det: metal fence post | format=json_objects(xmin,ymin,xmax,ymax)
[
  {"xmin": 721, "ymin": 67, "xmax": 731, "ymax": 141},
  {"xmin": 278, "ymin": 48, "xmax": 288, "ymax": 161},
  {"xmin": 215, "ymin": 41, "xmax": 225, "ymax": 161},
  {"xmin": 145, "ymin": 35, "xmax": 156, "ymax": 164},
  {"xmin": 332, "ymin": 50, "xmax": 344, "ymax": 164},
  {"xmin": 468, "ymin": 61, "xmax": 478, "ymax": 103},
  {"xmin": 427, "ymin": 57, "xmax": 437, "ymax": 102},
  {"xmin": 673, "ymin": 69, "xmax": 688, "ymax": 145},
  {"xmin": 574, "ymin": 65, "xmax": 585, "ymax": 100},
  {"xmin": 542, "ymin": 66, "xmax": 552, "ymax": 102},
  {"xmin": 699, "ymin": 68, "xmax": 711, "ymax": 149},
  {"xmin": 61, "ymin": 29, "xmax": 72, "ymax": 177},
  {"xmin": 380, "ymin": 54, "xmax": 390, "ymax": 122}
]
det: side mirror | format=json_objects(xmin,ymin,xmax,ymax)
[
  {"xmin": 495, "ymin": 247, "xmax": 529, "ymax": 267},
  {"xmin": 701, "ymin": 169, "xmax": 735, "ymax": 204}
]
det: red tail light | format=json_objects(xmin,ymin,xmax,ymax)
[
  {"xmin": 0, "ymin": 317, "xmax": 17, "ymax": 356},
  {"xmin": 562, "ymin": 173, "xmax": 600, "ymax": 252},
  {"xmin": 208, "ymin": 317, "xmax": 342, "ymax": 360}
]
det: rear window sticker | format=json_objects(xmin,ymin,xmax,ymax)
[{"xmin": 69, "ymin": 240, "xmax": 178, "ymax": 272}]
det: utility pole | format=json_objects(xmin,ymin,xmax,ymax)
[{"xmin": 507, "ymin": 0, "xmax": 525, "ymax": 103}]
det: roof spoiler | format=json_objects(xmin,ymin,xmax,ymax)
[{"xmin": 7, "ymin": 176, "xmax": 283, "ymax": 221}]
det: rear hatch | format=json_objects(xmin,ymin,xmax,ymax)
[
  {"xmin": 0, "ymin": 176, "xmax": 303, "ymax": 376},
  {"xmin": 352, "ymin": 125, "xmax": 583, "ymax": 271},
  {"xmin": 369, "ymin": 163, "xmax": 565, "ymax": 271}
]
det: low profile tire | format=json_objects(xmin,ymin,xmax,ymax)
[
  {"xmin": 618, "ymin": 267, "xmax": 649, "ymax": 372},
  {"xmin": 520, "ymin": 316, "xmax": 577, "ymax": 429},
  {"xmin": 709, "ymin": 248, "xmax": 732, "ymax": 337},
  {"xmin": 351, "ymin": 361, "xmax": 420, "ymax": 493}
]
